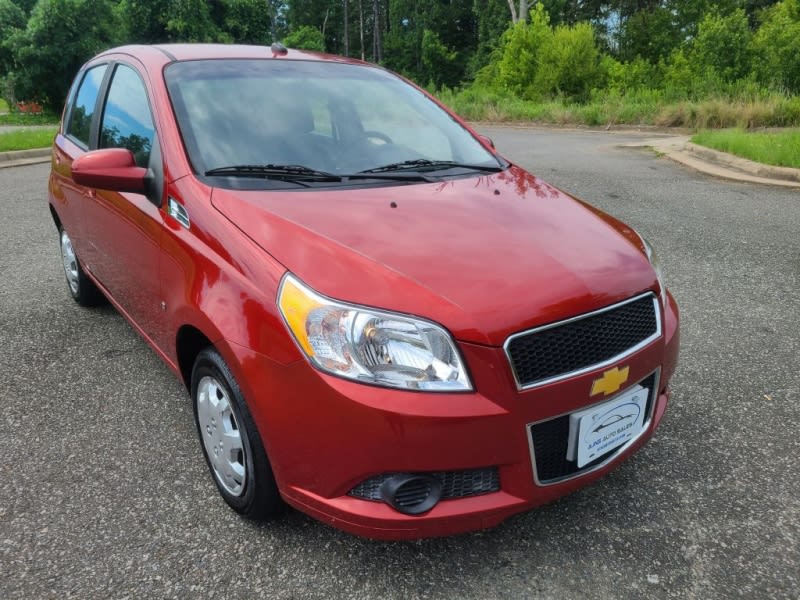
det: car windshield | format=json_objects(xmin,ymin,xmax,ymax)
[{"xmin": 164, "ymin": 58, "xmax": 502, "ymax": 184}]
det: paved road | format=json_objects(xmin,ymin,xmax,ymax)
[{"xmin": 1, "ymin": 128, "xmax": 798, "ymax": 599}]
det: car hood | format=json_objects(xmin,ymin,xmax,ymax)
[{"xmin": 211, "ymin": 166, "xmax": 657, "ymax": 346}]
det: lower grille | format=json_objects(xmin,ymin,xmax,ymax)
[
  {"xmin": 349, "ymin": 467, "xmax": 500, "ymax": 502},
  {"xmin": 530, "ymin": 372, "xmax": 658, "ymax": 483}
]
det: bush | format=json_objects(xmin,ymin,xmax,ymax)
[
  {"xmin": 691, "ymin": 8, "xmax": 752, "ymax": 83},
  {"xmin": 495, "ymin": 4, "xmax": 551, "ymax": 98},
  {"xmin": 533, "ymin": 21, "xmax": 605, "ymax": 102},
  {"xmin": 752, "ymin": 0, "xmax": 800, "ymax": 94},
  {"xmin": 283, "ymin": 25, "xmax": 325, "ymax": 51},
  {"xmin": 421, "ymin": 29, "xmax": 458, "ymax": 89}
]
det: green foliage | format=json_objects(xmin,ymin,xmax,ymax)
[
  {"xmin": 533, "ymin": 21, "xmax": 604, "ymax": 101},
  {"xmin": 222, "ymin": 0, "xmax": 275, "ymax": 45},
  {"xmin": 0, "ymin": 0, "xmax": 26, "ymax": 75},
  {"xmin": 1, "ymin": 0, "xmax": 798, "ymax": 127},
  {"xmin": 165, "ymin": 0, "xmax": 224, "ymax": 42},
  {"xmin": 0, "ymin": 109, "xmax": 59, "ymax": 125},
  {"xmin": 114, "ymin": 0, "xmax": 170, "ymax": 43},
  {"xmin": 495, "ymin": 3, "xmax": 551, "ymax": 97},
  {"xmin": 751, "ymin": 0, "xmax": 800, "ymax": 93},
  {"xmin": 618, "ymin": 6, "xmax": 681, "ymax": 64},
  {"xmin": 492, "ymin": 4, "xmax": 604, "ymax": 102},
  {"xmin": 5, "ymin": 0, "xmax": 119, "ymax": 109},
  {"xmin": 470, "ymin": 0, "xmax": 513, "ymax": 77},
  {"xmin": 283, "ymin": 25, "xmax": 325, "ymax": 51},
  {"xmin": 690, "ymin": 8, "xmax": 752, "ymax": 83},
  {"xmin": 421, "ymin": 29, "xmax": 458, "ymax": 88}
]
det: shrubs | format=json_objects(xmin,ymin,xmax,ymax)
[
  {"xmin": 752, "ymin": 0, "xmax": 800, "ymax": 94},
  {"xmin": 447, "ymin": 1, "xmax": 800, "ymax": 129},
  {"xmin": 493, "ymin": 5, "xmax": 604, "ymax": 102}
]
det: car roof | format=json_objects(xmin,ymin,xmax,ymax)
[{"xmin": 94, "ymin": 44, "xmax": 364, "ymax": 66}]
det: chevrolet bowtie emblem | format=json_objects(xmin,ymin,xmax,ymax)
[{"xmin": 590, "ymin": 366, "xmax": 630, "ymax": 396}]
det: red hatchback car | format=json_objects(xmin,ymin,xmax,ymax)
[{"xmin": 49, "ymin": 44, "xmax": 679, "ymax": 539}]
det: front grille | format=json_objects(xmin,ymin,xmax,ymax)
[
  {"xmin": 530, "ymin": 372, "xmax": 657, "ymax": 483},
  {"xmin": 349, "ymin": 467, "xmax": 500, "ymax": 502},
  {"xmin": 506, "ymin": 294, "xmax": 659, "ymax": 389}
]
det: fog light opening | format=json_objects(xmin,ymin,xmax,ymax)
[{"xmin": 380, "ymin": 474, "xmax": 442, "ymax": 515}]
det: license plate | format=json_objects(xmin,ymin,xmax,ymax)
[{"xmin": 566, "ymin": 385, "xmax": 649, "ymax": 468}]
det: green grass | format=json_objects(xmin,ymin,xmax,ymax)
[
  {"xmin": 0, "ymin": 98, "xmax": 8, "ymax": 113},
  {"xmin": 0, "ymin": 111, "xmax": 60, "ymax": 126},
  {"xmin": 0, "ymin": 127, "xmax": 58, "ymax": 152},
  {"xmin": 691, "ymin": 128, "xmax": 800, "ymax": 169},
  {"xmin": 435, "ymin": 86, "xmax": 800, "ymax": 130}
]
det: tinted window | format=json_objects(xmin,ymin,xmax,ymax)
[
  {"xmin": 99, "ymin": 64, "xmax": 155, "ymax": 168},
  {"xmin": 66, "ymin": 65, "xmax": 107, "ymax": 147},
  {"xmin": 165, "ymin": 60, "xmax": 499, "ymax": 180}
]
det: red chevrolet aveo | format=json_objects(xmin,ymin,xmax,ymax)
[{"xmin": 49, "ymin": 44, "xmax": 679, "ymax": 539}]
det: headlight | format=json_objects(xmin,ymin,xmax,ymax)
[
  {"xmin": 641, "ymin": 236, "xmax": 667, "ymax": 304},
  {"xmin": 277, "ymin": 274, "xmax": 472, "ymax": 392}
]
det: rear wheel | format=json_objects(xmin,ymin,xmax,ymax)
[
  {"xmin": 191, "ymin": 347, "xmax": 283, "ymax": 520},
  {"xmin": 59, "ymin": 228, "xmax": 103, "ymax": 306}
]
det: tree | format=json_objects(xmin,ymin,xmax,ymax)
[
  {"xmin": 495, "ymin": 3, "xmax": 551, "ymax": 96},
  {"xmin": 222, "ymin": 0, "xmax": 275, "ymax": 45},
  {"xmin": 534, "ymin": 20, "xmax": 605, "ymax": 100},
  {"xmin": 752, "ymin": 0, "xmax": 800, "ymax": 92},
  {"xmin": 0, "ymin": 0, "xmax": 25, "ymax": 77},
  {"xmin": 283, "ymin": 25, "xmax": 326, "ymax": 50},
  {"xmin": 691, "ymin": 8, "xmax": 752, "ymax": 83},
  {"xmin": 6, "ymin": 0, "xmax": 119, "ymax": 108}
]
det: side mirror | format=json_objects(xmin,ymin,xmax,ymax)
[
  {"xmin": 477, "ymin": 134, "xmax": 495, "ymax": 150},
  {"xmin": 71, "ymin": 148, "xmax": 148, "ymax": 194}
]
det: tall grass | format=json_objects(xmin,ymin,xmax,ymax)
[
  {"xmin": 692, "ymin": 129, "xmax": 800, "ymax": 168},
  {"xmin": 436, "ymin": 86, "xmax": 800, "ymax": 129}
]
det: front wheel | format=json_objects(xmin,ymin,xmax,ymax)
[
  {"xmin": 59, "ymin": 228, "xmax": 103, "ymax": 306},
  {"xmin": 191, "ymin": 347, "xmax": 283, "ymax": 520}
]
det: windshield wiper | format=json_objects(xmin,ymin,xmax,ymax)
[
  {"xmin": 206, "ymin": 163, "xmax": 435, "ymax": 184},
  {"xmin": 358, "ymin": 159, "xmax": 504, "ymax": 175},
  {"xmin": 204, "ymin": 164, "xmax": 342, "ymax": 181}
]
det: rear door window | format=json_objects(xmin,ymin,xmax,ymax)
[
  {"xmin": 99, "ymin": 64, "xmax": 156, "ymax": 168},
  {"xmin": 66, "ymin": 65, "xmax": 107, "ymax": 148}
]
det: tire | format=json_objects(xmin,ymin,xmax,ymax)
[
  {"xmin": 191, "ymin": 347, "xmax": 283, "ymax": 520},
  {"xmin": 59, "ymin": 227, "xmax": 104, "ymax": 307}
]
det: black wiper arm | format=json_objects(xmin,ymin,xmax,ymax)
[
  {"xmin": 358, "ymin": 159, "xmax": 504, "ymax": 174},
  {"xmin": 204, "ymin": 164, "xmax": 342, "ymax": 181}
]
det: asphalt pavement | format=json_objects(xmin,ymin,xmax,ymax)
[{"xmin": 1, "ymin": 128, "xmax": 798, "ymax": 599}]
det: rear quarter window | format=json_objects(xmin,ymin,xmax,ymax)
[{"xmin": 66, "ymin": 65, "xmax": 107, "ymax": 148}]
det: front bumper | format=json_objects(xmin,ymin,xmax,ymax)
[{"xmin": 229, "ymin": 292, "xmax": 679, "ymax": 540}]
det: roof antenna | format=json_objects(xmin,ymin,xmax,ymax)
[{"xmin": 271, "ymin": 42, "xmax": 288, "ymax": 56}]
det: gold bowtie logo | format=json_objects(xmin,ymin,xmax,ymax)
[{"xmin": 591, "ymin": 366, "xmax": 630, "ymax": 396}]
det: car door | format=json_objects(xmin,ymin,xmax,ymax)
[
  {"xmin": 51, "ymin": 63, "xmax": 109, "ymax": 259},
  {"xmin": 79, "ymin": 62, "xmax": 168, "ymax": 351}
]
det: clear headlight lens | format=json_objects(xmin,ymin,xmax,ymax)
[
  {"xmin": 641, "ymin": 236, "xmax": 667, "ymax": 304},
  {"xmin": 278, "ymin": 274, "xmax": 472, "ymax": 392}
]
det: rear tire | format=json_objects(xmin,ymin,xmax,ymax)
[
  {"xmin": 59, "ymin": 227, "xmax": 104, "ymax": 306},
  {"xmin": 191, "ymin": 347, "xmax": 283, "ymax": 520}
]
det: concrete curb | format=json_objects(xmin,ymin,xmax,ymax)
[
  {"xmin": 623, "ymin": 136, "xmax": 800, "ymax": 189},
  {"xmin": 684, "ymin": 142, "xmax": 800, "ymax": 184},
  {"xmin": 0, "ymin": 147, "xmax": 50, "ymax": 169}
]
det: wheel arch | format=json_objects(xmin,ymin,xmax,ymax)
[
  {"xmin": 176, "ymin": 324, "xmax": 214, "ymax": 389},
  {"xmin": 49, "ymin": 203, "xmax": 63, "ymax": 231}
]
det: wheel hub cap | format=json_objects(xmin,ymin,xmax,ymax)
[
  {"xmin": 196, "ymin": 376, "xmax": 246, "ymax": 496},
  {"xmin": 60, "ymin": 231, "xmax": 79, "ymax": 295}
]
